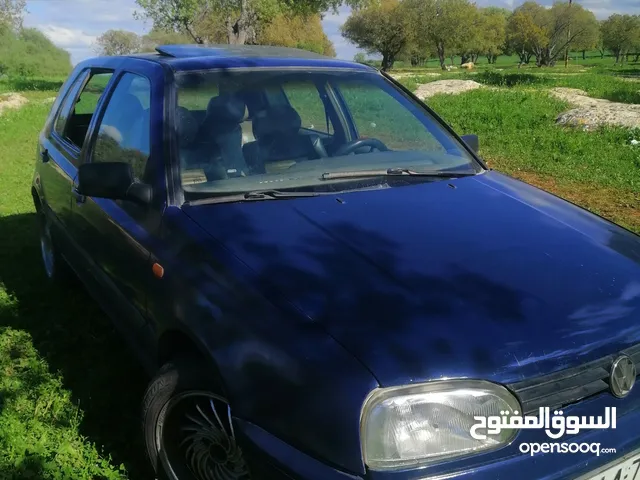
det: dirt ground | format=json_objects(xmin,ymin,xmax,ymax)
[{"xmin": 0, "ymin": 93, "xmax": 28, "ymax": 116}]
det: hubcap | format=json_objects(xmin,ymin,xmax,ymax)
[
  {"xmin": 40, "ymin": 217, "xmax": 55, "ymax": 278},
  {"xmin": 159, "ymin": 392, "xmax": 250, "ymax": 480}
]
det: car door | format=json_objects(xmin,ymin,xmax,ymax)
[
  {"xmin": 38, "ymin": 69, "xmax": 114, "ymax": 258},
  {"xmin": 69, "ymin": 66, "xmax": 166, "ymax": 358}
]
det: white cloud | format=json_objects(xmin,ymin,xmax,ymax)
[{"xmin": 38, "ymin": 25, "xmax": 96, "ymax": 48}]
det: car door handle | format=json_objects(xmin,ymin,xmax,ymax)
[
  {"xmin": 40, "ymin": 149, "xmax": 49, "ymax": 163},
  {"xmin": 72, "ymin": 186, "xmax": 86, "ymax": 204}
]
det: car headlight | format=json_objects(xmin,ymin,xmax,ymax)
[{"xmin": 361, "ymin": 380, "xmax": 521, "ymax": 471}]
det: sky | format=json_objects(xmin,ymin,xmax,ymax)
[{"xmin": 24, "ymin": 0, "xmax": 639, "ymax": 66}]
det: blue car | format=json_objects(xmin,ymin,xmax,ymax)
[{"xmin": 32, "ymin": 44, "xmax": 640, "ymax": 480}]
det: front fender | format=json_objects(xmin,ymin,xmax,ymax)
[{"xmin": 149, "ymin": 206, "xmax": 378, "ymax": 475}]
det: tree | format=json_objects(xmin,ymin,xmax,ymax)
[
  {"xmin": 0, "ymin": 0, "xmax": 25, "ymax": 30},
  {"xmin": 96, "ymin": 30, "xmax": 142, "ymax": 56},
  {"xmin": 257, "ymin": 13, "xmax": 336, "ymax": 56},
  {"xmin": 562, "ymin": 2, "xmax": 599, "ymax": 64},
  {"xmin": 0, "ymin": 26, "xmax": 71, "ymax": 77},
  {"xmin": 601, "ymin": 14, "xmax": 640, "ymax": 64},
  {"xmin": 506, "ymin": 4, "xmax": 546, "ymax": 65},
  {"xmin": 135, "ymin": 0, "xmax": 369, "ymax": 46},
  {"xmin": 140, "ymin": 28, "xmax": 192, "ymax": 52},
  {"xmin": 596, "ymin": 21, "xmax": 607, "ymax": 59},
  {"xmin": 405, "ymin": 0, "xmax": 479, "ymax": 71},
  {"xmin": 460, "ymin": 7, "xmax": 506, "ymax": 65},
  {"xmin": 480, "ymin": 7, "xmax": 509, "ymax": 63},
  {"xmin": 353, "ymin": 52, "xmax": 367, "ymax": 63},
  {"xmin": 341, "ymin": 0, "xmax": 412, "ymax": 71},
  {"xmin": 506, "ymin": 1, "xmax": 599, "ymax": 67}
]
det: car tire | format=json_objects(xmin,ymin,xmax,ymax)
[
  {"xmin": 142, "ymin": 358, "xmax": 252, "ymax": 480},
  {"xmin": 38, "ymin": 211, "xmax": 72, "ymax": 282}
]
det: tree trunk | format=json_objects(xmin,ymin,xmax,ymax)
[
  {"xmin": 525, "ymin": 52, "xmax": 532, "ymax": 64},
  {"xmin": 635, "ymin": 53, "xmax": 640, "ymax": 62},
  {"xmin": 517, "ymin": 50, "xmax": 526, "ymax": 65},
  {"xmin": 472, "ymin": 53, "xmax": 479, "ymax": 63},
  {"xmin": 600, "ymin": 50, "xmax": 605, "ymax": 59},
  {"xmin": 185, "ymin": 23, "xmax": 204, "ymax": 44},
  {"xmin": 582, "ymin": 50, "xmax": 586, "ymax": 60},
  {"xmin": 226, "ymin": 0, "xmax": 254, "ymax": 45},
  {"xmin": 437, "ymin": 44, "xmax": 447, "ymax": 71},
  {"xmin": 460, "ymin": 54, "xmax": 470, "ymax": 65},
  {"xmin": 381, "ymin": 53, "xmax": 394, "ymax": 72}
]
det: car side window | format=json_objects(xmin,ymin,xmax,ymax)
[
  {"xmin": 91, "ymin": 72, "xmax": 151, "ymax": 182},
  {"xmin": 54, "ymin": 72, "xmax": 113, "ymax": 152},
  {"xmin": 282, "ymin": 81, "xmax": 334, "ymax": 135}
]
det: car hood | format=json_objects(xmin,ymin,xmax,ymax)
[{"xmin": 183, "ymin": 171, "xmax": 640, "ymax": 386}]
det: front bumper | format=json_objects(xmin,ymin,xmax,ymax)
[{"xmin": 237, "ymin": 385, "xmax": 640, "ymax": 480}]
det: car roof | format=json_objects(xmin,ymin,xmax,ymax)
[{"xmin": 83, "ymin": 44, "xmax": 377, "ymax": 73}]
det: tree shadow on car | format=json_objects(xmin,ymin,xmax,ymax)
[{"xmin": 0, "ymin": 212, "xmax": 152, "ymax": 479}]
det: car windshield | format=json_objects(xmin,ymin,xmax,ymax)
[{"xmin": 175, "ymin": 69, "xmax": 482, "ymax": 200}]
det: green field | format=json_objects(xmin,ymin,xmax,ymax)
[
  {"xmin": 0, "ymin": 59, "xmax": 639, "ymax": 478},
  {"xmin": 0, "ymin": 79, "xmax": 148, "ymax": 479}
]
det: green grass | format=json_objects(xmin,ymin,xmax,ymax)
[
  {"xmin": 427, "ymin": 89, "xmax": 639, "ymax": 191},
  {"xmin": 394, "ymin": 63, "xmax": 640, "ymax": 105},
  {"xmin": 396, "ymin": 69, "xmax": 640, "ymax": 233},
  {"xmin": 0, "ymin": 91, "xmax": 150, "ymax": 479}
]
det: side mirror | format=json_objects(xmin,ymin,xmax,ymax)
[
  {"xmin": 461, "ymin": 134, "xmax": 479, "ymax": 154},
  {"xmin": 77, "ymin": 162, "xmax": 151, "ymax": 205}
]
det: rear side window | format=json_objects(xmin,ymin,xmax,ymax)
[
  {"xmin": 53, "ymin": 72, "xmax": 88, "ymax": 143},
  {"xmin": 282, "ymin": 81, "xmax": 333, "ymax": 135},
  {"xmin": 54, "ymin": 71, "xmax": 113, "ymax": 152},
  {"xmin": 91, "ymin": 73, "xmax": 152, "ymax": 181}
]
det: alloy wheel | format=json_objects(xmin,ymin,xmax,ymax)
[{"xmin": 157, "ymin": 391, "xmax": 251, "ymax": 480}]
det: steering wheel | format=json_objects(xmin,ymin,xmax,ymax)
[{"xmin": 334, "ymin": 138, "xmax": 389, "ymax": 156}]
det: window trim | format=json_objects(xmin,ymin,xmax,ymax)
[
  {"xmin": 51, "ymin": 68, "xmax": 116, "ymax": 161},
  {"xmin": 85, "ymin": 70, "xmax": 153, "ymax": 182},
  {"xmin": 50, "ymin": 69, "xmax": 90, "ymax": 160}
]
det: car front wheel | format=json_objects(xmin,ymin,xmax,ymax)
[{"xmin": 143, "ymin": 359, "xmax": 251, "ymax": 480}]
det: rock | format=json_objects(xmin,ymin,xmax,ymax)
[
  {"xmin": 549, "ymin": 87, "xmax": 640, "ymax": 130},
  {"xmin": 0, "ymin": 93, "xmax": 28, "ymax": 116},
  {"xmin": 389, "ymin": 72, "xmax": 441, "ymax": 80},
  {"xmin": 414, "ymin": 80, "xmax": 484, "ymax": 99}
]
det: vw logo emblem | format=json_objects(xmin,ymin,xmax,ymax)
[{"xmin": 610, "ymin": 355, "xmax": 636, "ymax": 398}]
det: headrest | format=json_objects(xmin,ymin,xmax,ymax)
[
  {"xmin": 252, "ymin": 106, "xmax": 302, "ymax": 140},
  {"xmin": 206, "ymin": 94, "xmax": 246, "ymax": 124},
  {"xmin": 176, "ymin": 107, "xmax": 198, "ymax": 147},
  {"xmin": 119, "ymin": 93, "xmax": 144, "ymax": 116}
]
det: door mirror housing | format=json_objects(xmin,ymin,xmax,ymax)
[
  {"xmin": 77, "ymin": 162, "xmax": 151, "ymax": 205},
  {"xmin": 461, "ymin": 134, "xmax": 479, "ymax": 154}
]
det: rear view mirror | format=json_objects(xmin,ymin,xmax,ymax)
[
  {"xmin": 77, "ymin": 162, "xmax": 151, "ymax": 205},
  {"xmin": 461, "ymin": 134, "xmax": 479, "ymax": 154}
]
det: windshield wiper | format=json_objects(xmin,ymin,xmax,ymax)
[
  {"xmin": 321, "ymin": 168, "xmax": 476, "ymax": 180},
  {"xmin": 243, "ymin": 189, "xmax": 320, "ymax": 200}
]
